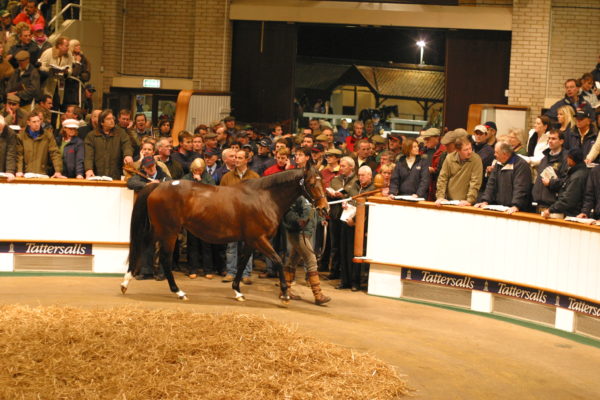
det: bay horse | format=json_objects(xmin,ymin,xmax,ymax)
[{"xmin": 120, "ymin": 164, "xmax": 329, "ymax": 303}]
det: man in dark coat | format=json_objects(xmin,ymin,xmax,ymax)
[
  {"xmin": 577, "ymin": 164, "xmax": 600, "ymax": 221},
  {"xmin": 84, "ymin": 109, "xmax": 133, "ymax": 180},
  {"xmin": 542, "ymin": 148, "xmax": 589, "ymax": 218},
  {"xmin": 6, "ymin": 50, "xmax": 40, "ymax": 107},
  {"xmin": 532, "ymin": 130, "xmax": 568, "ymax": 210},
  {"xmin": 0, "ymin": 116, "xmax": 16, "ymax": 180},
  {"xmin": 475, "ymin": 141, "xmax": 532, "ymax": 214}
]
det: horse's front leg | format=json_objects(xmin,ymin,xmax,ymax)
[{"xmin": 232, "ymin": 243, "xmax": 252, "ymax": 302}]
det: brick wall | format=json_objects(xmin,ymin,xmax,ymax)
[
  {"xmin": 81, "ymin": 0, "xmax": 123, "ymax": 92},
  {"xmin": 507, "ymin": 0, "xmax": 552, "ymax": 126},
  {"xmin": 548, "ymin": 0, "xmax": 600, "ymax": 98},
  {"xmin": 123, "ymin": 0, "xmax": 195, "ymax": 79},
  {"xmin": 82, "ymin": 0, "xmax": 232, "ymax": 93},
  {"xmin": 192, "ymin": 0, "xmax": 232, "ymax": 91}
]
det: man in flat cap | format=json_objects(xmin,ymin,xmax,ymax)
[
  {"xmin": 7, "ymin": 49, "xmax": 40, "ymax": 107},
  {"xmin": 420, "ymin": 127, "xmax": 445, "ymax": 200},
  {"xmin": 7, "ymin": 24, "xmax": 39, "ymax": 69},
  {"xmin": 2, "ymin": 93, "xmax": 25, "ymax": 126}
]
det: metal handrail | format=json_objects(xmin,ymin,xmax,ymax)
[
  {"xmin": 48, "ymin": 3, "xmax": 82, "ymax": 32},
  {"xmin": 66, "ymin": 75, "xmax": 84, "ymax": 107}
]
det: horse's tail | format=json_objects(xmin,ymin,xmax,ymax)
[{"xmin": 127, "ymin": 183, "xmax": 160, "ymax": 273}]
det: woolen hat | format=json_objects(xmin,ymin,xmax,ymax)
[
  {"xmin": 567, "ymin": 148, "xmax": 584, "ymax": 164},
  {"xmin": 258, "ymin": 138, "xmax": 271, "ymax": 147},
  {"xmin": 141, "ymin": 156, "xmax": 155, "ymax": 168}
]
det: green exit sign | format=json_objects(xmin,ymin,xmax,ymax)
[{"xmin": 143, "ymin": 79, "xmax": 161, "ymax": 88}]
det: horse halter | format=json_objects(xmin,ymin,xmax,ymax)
[{"xmin": 299, "ymin": 175, "xmax": 326, "ymax": 208}]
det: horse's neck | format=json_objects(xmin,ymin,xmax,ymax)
[{"xmin": 269, "ymin": 178, "xmax": 302, "ymax": 219}]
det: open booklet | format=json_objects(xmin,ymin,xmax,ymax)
[
  {"xmin": 393, "ymin": 195, "xmax": 425, "ymax": 202},
  {"xmin": 439, "ymin": 200, "xmax": 461, "ymax": 205},
  {"xmin": 87, "ymin": 176, "xmax": 113, "ymax": 181},
  {"xmin": 326, "ymin": 187, "xmax": 345, "ymax": 195},
  {"xmin": 340, "ymin": 203, "xmax": 356, "ymax": 223},
  {"xmin": 483, "ymin": 204, "xmax": 510, "ymax": 212},
  {"xmin": 540, "ymin": 166, "xmax": 557, "ymax": 181},
  {"xmin": 0, "ymin": 172, "xmax": 12, "ymax": 179},
  {"xmin": 23, "ymin": 173, "xmax": 49, "ymax": 179},
  {"xmin": 565, "ymin": 216, "xmax": 597, "ymax": 225}
]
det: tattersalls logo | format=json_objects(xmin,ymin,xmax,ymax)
[
  {"xmin": 0, "ymin": 242, "xmax": 92, "ymax": 256},
  {"xmin": 401, "ymin": 268, "xmax": 600, "ymax": 318},
  {"xmin": 566, "ymin": 297, "xmax": 600, "ymax": 317},
  {"xmin": 420, "ymin": 271, "xmax": 475, "ymax": 290},
  {"xmin": 496, "ymin": 283, "xmax": 548, "ymax": 304}
]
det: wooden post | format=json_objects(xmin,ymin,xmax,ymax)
[{"xmin": 353, "ymin": 197, "xmax": 366, "ymax": 257}]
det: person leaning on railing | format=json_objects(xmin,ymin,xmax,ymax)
[
  {"xmin": 435, "ymin": 136, "xmax": 482, "ymax": 207},
  {"xmin": 475, "ymin": 141, "xmax": 532, "ymax": 215}
]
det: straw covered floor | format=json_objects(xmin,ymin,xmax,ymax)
[{"xmin": 0, "ymin": 305, "xmax": 409, "ymax": 399}]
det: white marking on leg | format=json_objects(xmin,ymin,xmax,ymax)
[
  {"xmin": 234, "ymin": 290, "xmax": 245, "ymax": 301},
  {"xmin": 177, "ymin": 290, "xmax": 188, "ymax": 301},
  {"xmin": 120, "ymin": 272, "xmax": 133, "ymax": 293}
]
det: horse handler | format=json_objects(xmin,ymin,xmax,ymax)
[{"xmin": 281, "ymin": 195, "xmax": 331, "ymax": 306}]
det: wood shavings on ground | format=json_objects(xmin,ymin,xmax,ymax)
[{"xmin": 0, "ymin": 305, "xmax": 409, "ymax": 399}]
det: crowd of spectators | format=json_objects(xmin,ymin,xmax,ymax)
[{"xmin": 1, "ymin": 3, "xmax": 599, "ymax": 294}]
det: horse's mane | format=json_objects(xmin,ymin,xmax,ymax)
[{"xmin": 244, "ymin": 168, "xmax": 303, "ymax": 191}]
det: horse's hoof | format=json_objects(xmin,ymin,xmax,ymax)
[
  {"xmin": 179, "ymin": 295, "xmax": 189, "ymax": 301},
  {"xmin": 236, "ymin": 295, "xmax": 246, "ymax": 302},
  {"xmin": 279, "ymin": 295, "xmax": 291, "ymax": 304},
  {"xmin": 120, "ymin": 285, "xmax": 127, "ymax": 294}
]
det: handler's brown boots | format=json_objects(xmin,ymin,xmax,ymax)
[
  {"xmin": 307, "ymin": 271, "xmax": 331, "ymax": 305},
  {"xmin": 281, "ymin": 266, "xmax": 302, "ymax": 300}
]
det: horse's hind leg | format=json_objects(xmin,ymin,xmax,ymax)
[
  {"xmin": 157, "ymin": 233, "xmax": 188, "ymax": 300},
  {"xmin": 251, "ymin": 236, "xmax": 289, "ymax": 303},
  {"xmin": 232, "ymin": 243, "xmax": 253, "ymax": 301}
]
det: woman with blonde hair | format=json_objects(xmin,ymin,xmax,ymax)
[
  {"xmin": 64, "ymin": 39, "xmax": 91, "ymax": 106},
  {"xmin": 557, "ymin": 105, "xmax": 575, "ymax": 137},
  {"xmin": 375, "ymin": 162, "xmax": 395, "ymax": 197}
]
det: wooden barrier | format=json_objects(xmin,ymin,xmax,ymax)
[
  {"xmin": 0, "ymin": 179, "xmax": 134, "ymax": 273},
  {"xmin": 357, "ymin": 197, "xmax": 600, "ymax": 335}
]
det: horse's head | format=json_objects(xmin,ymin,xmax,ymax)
[{"xmin": 301, "ymin": 163, "xmax": 330, "ymax": 219}]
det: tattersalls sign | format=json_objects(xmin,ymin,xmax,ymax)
[
  {"xmin": 401, "ymin": 268, "xmax": 600, "ymax": 319},
  {"xmin": 0, "ymin": 242, "xmax": 92, "ymax": 256}
]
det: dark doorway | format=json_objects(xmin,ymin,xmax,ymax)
[
  {"xmin": 231, "ymin": 21, "xmax": 297, "ymax": 129},
  {"xmin": 444, "ymin": 30, "xmax": 512, "ymax": 130}
]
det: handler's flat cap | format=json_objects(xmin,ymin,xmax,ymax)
[
  {"xmin": 204, "ymin": 133, "xmax": 217, "ymax": 139},
  {"xmin": 15, "ymin": 50, "xmax": 30, "ymax": 61},
  {"xmin": 420, "ymin": 127, "xmax": 441, "ymax": 138},
  {"xmin": 371, "ymin": 135, "xmax": 386, "ymax": 144},
  {"xmin": 441, "ymin": 128, "xmax": 468, "ymax": 145},
  {"xmin": 7, "ymin": 93, "xmax": 20, "ymax": 103},
  {"xmin": 315, "ymin": 134, "xmax": 329, "ymax": 142},
  {"xmin": 325, "ymin": 148, "xmax": 342, "ymax": 157}
]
